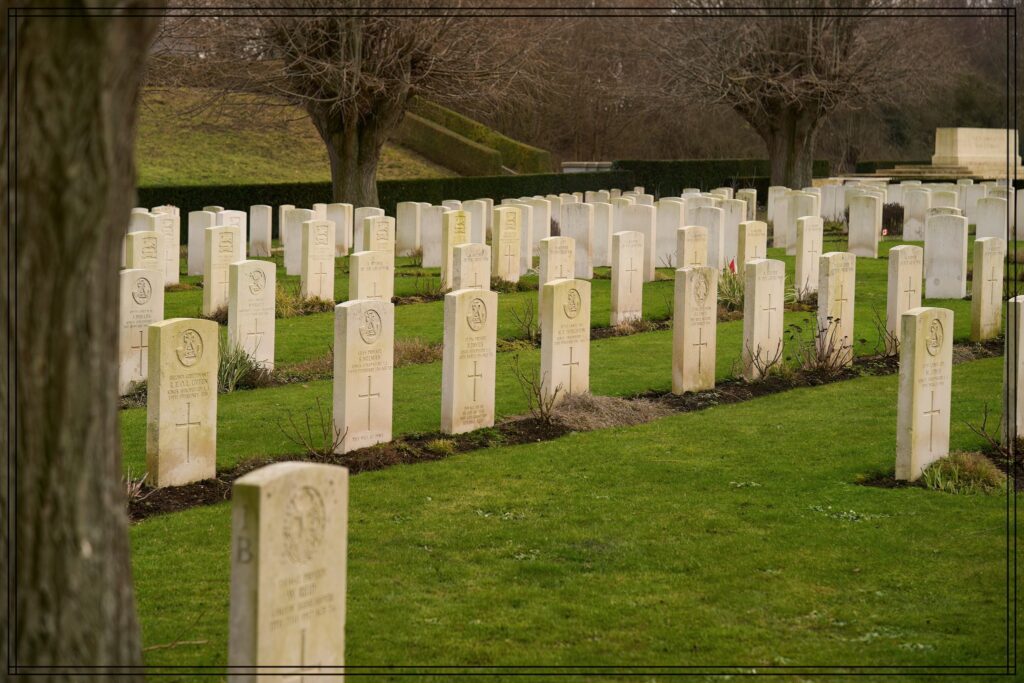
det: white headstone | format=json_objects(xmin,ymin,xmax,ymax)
[
  {"xmin": 932, "ymin": 190, "xmax": 959, "ymax": 210},
  {"xmin": 818, "ymin": 252, "xmax": 857, "ymax": 366},
  {"xmin": 971, "ymin": 237, "xmax": 1006, "ymax": 341},
  {"xmin": 152, "ymin": 212, "xmax": 180, "ymax": 285},
  {"xmin": 353, "ymin": 207, "xmax": 385, "ymax": 254},
  {"xmin": 187, "ymin": 210, "xmax": 217, "ymax": 276},
  {"xmin": 524, "ymin": 198, "xmax": 552, "ymax": 251},
  {"xmin": 301, "ymin": 220, "xmax": 336, "ymax": 302},
  {"xmin": 540, "ymin": 279, "xmax": 591, "ymax": 403},
  {"xmin": 217, "ymin": 209, "xmax": 248, "ymax": 262},
  {"xmin": 720, "ymin": 198, "xmax": 747, "ymax": 268},
  {"xmin": 327, "ymin": 203, "xmax": 354, "ymax": 256},
  {"xmin": 903, "ymin": 188, "xmax": 932, "ymax": 240},
  {"xmin": 118, "ymin": 268, "xmax": 165, "ymax": 395},
  {"xmin": 610, "ymin": 231, "xmax": 644, "ymax": 326},
  {"xmin": 673, "ymin": 265, "xmax": 717, "ymax": 393},
  {"xmin": 362, "ymin": 215, "xmax": 395, "ymax": 253},
  {"xmin": 442, "ymin": 199, "xmax": 462, "ymax": 211},
  {"xmin": 736, "ymin": 189, "xmax": 757, "ymax": 221},
  {"xmin": 229, "ymin": 260, "xmax": 276, "ymax": 369},
  {"xmin": 736, "ymin": 220, "xmax": 767, "ymax": 276},
  {"xmin": 333, "ymin": 299, "xmax": 394, "ymax": 453},
  {"xmin": 676, "ymin": 226, "xmax": 708, "ymax": 269},
  {"xmin": 146, "ymin": 318, "xmax": 218, "ymax": 487},
  {"xmin": 1003, "ymin": 296, "xmax": 1024, "ymax": 443},
  {"xmin": 848, "ymin": 194, "xmax": 881, "ymax": 258},
  {"xmin": 203, "ymin": 225, "xmax": 240, "ymax": 315},
  {"xmin": 785, "ymin": 192, "xmax": 818, "ymax": 256},
  {"xmin": 441, "ymin": 289, "xmax": 498, "ymax": 434},
  {"xmin": 766, "ymin": 186, "xmax": 787, "ymax": 224},
  {"xmin": 492, "ymin": 206, "xmax": 522, "ymax": 283},
  {"xmin": 617, "ymin": 204, "xmax": 656, "ymax": 282},
  {"xmin": 975, "ymin": 197, "xmax": 1007, "ymax": 241},
  {"xmin": 451, "ymin": 243, "xmax": 491, "ymax": 291},
  {"xmin": 692, "ymin": 206, "xmax": 725, "ymax": 270},
  {"xmin": 742, "ymin": 259, "xmax": 785, "ymax": 380},
  {"xmin": 591, "ymin": 202, "xmax": 614, "ymax": 268},
  {"xmin": 462, "ymin": 200, "xmax": 488, "ymax": 245},
  {"xmin": 561, "ymin": 203, "xmax": 595, "ymax": 279},
  {"xmin": 283, "ymin": 208, "xmax": 315, "ymax": 276},
  {"xmin": 896, "ymin": 307, "xmax": 953, "ymax": 481},
  {"xmin": 249, "ymin": 205, "xmax": 273, "ymax": 257},
  {"xmin": 228, "ymin": 461, "xmax": 348, "ymax": 680},
  {"xmin": 924, "ymin": 214, "xmax": 968, "ymax": 299},
  {"xmin": 441, "ymin": 211, "xmax": 471, "ymax": 290},
  {"xmin": 886, "ymin": 245, "xmax": 923, "ymax": 345},
  {"xmin": 125, "ymin": 230, "xmax": 162, "ymax": 271},
  {"xmin": 420, "ymin": 206, "xmax": 446, "ymax": 269},
  {"xmin": 795, "ymin": 216, "xmax": 824, "ymax": 300},
  {"xmin": 656, "ymin": 199, "xmax": 685, "ymax": 268},
  {"xmin": 277, "ymin": 204, "xmax": 294, "ymax": 246},
  {"xmin": 348, "ymin": 251, "xmax": 394, "ymax": 302}
]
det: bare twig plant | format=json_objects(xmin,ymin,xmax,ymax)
[
  {"xmin": 871, "ymin": 307, "xmax": 900, "ymax": 358},
  {"xmin": 743, "ymin": 339, "xmax": 786, "ymax": 381},
  {"xmin": 510, "ymin": 299, "xmax": 540, "ymax": 343},
  {"xmin": 511, "ymin": 354, "xmax": 562, "ymax": 425},
  {"xmin": 786, "ymin": 317, "xmax": 851, "ymax": 377},
  {"xmin": 964, "ymin": 403, "xmax": 1021, "ymax": 476},
  {"xmin": 277, "ymin": 397, "xmax": 348, "ymax": 459}
]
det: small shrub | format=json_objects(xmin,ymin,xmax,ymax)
[
  {"xmin": 920, "ymin": 452, "xmax": 1005, "ymax": 495},
  {"xmin": 218, "ymin": 334, "xmax": 272, "ymax": 393},
  {"xmin": 718, "ymin": 270, "xmax": 745, "ymax": 312},
  {"xmin": 786, "ymin": 316, "xmax": 852, "ymax": 377},
  {"xmin": 424, "ymin": 438, "xmax": 457, "ymax": 457},
  {"xmin": 276, "ymin": 282, "xmax": 335, "ymax": 318},
  {"xmin": 871, "ymin": 308, "xmax": 900, "ymax": 357},
  {"xmin": 277, "ymin": 397, "xmax": 347, "ymax": 459},
  {"xmin": 511, "ymin": 353, "xmax": 561, "ymax": 425},
  {"xmin": 490, "ymin": 276, "xmax": 537, "ymax": 293},
  {"xmin": 395, "ymin": 338, "xmax": 443, "ymax": 367},
  {"xmin": 120, "ymin": 380, "xmax": 148, "ymax": 410},
  {"xmin": 201, "ymin": 305, "xmax": 228, "ymax": 325},
  {"xmin": 165, "ymin": 282, "xmax": 198, "ymax": 292},
  {"xmin": 510, "ymin": 299, "xmax": 539, "ymax": 342},
  {"xmin": 123, "ymin": 469, "xmax": 151, "ymax": 510},
  {"xmin": 611, "ymin": 317, "xmax": 660, "ymax": 335},
  {"xmin": 742, "ymin": 338, "xmax": 788, "ymax": 381},
  {"xmin": 413, "ymin": 275, "xmax": 445, "ymax": 298},
  {"xmin": 408, "ymin": 247, "xmax": 424, "ymax": 268}
]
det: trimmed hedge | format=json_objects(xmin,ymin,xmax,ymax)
[
  {"xmin": 394, "ymin": 113, "xmax": 503, "ymax": 177},
  {"xmin": 137, "ymin": 171, "xmax": 636, "ymax": 240},
  {"xmin": 612, "ymin": 159, "xmax": 831, "ymax": 199},
  {"xmin": 410, "ymin": 98, "xmax": 554, "ymax": 174}
]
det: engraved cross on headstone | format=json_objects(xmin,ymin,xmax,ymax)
[
  {"xmin": 987, "ymin": 264, "xmax": 1001, "ymax": 302},
  {"xmin": 807, "ymin": 239, "xmax": 820, "ymax": 262},
  {"xmin": 358, "ymin": 375, "xmax": 380, "ymax": 430},
  {"xmin": 246, "ymin": 317, "xmax": 264, "ymax": 354},
  {"xmin": 562, "ymin": 346, "xmax": 580, "ymax": 393},
  {"xmin": 625, "ymin": 257, "xmax": 638, "ymax": 293},
  {"xmin": 504, "ymin": 243, "xmax": 516, "ymax": 275},
  {"xmin": 314, "ymin": 261, "xmax": 329, "ymax": 297},
  {"xmin": 834, "ymin": 283, "xmax": 849, "ymax": 315},
  {"xmin": 175, "ymin": 402, "xmax": 201, "ymax": 464},
  {"xmin": 923, "ymin": 389, "xmax": 941, "ymax": 454},
  {"xmin": 131, "ymin": 329, "xmax": 148, "ymax": 374},
  {"xmin": 763, "ymin": 292, "xmax": 778, "ymax": 337},
  {"xmin": 904, "ymin": 276, "xmax": 918, "ymax": 309},
  {"xmin": 692, "ymin": 326, "xmax": 708, "ymax": 373},
  {"xmin": 467, "ymin": 360, "xmax": 483, "ymax": 402},
  {"xmin": 219, "ymin": 268, "xmax": 230, "ymax": 302}
]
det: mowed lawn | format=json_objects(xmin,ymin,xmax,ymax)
[
  {"xmin": 119, "ymin": 235, "xmax": 1010, "ymax": 475},
  {"xmin": 131, "ymin": 355, "xmax": 1011, "ymax": 678},
  {"xmin": 126, "ymin": 230, "xmax": 1016, "ymax": 678}
]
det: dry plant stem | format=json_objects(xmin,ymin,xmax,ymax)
[
  {"xmin": 277, "ymin": 397, "xmax": 347, "ymax": 459},
  {"xmin": 511, "ymin": 353, "xmax": 562, "ymax": 425}
]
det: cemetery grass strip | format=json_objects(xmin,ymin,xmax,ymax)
[{"xmin": 127, "ymin": 339, "xmax": 1003, "ymax": 522}]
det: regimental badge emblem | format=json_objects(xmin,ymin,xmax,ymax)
[
  {"xmin": 141, "ymin": 236, "xmax": 159, "ymax": 261},
  {"xmin": 359, "ymin": 308, "xmax": 383, "ymax": 344},
  {"xmin": 176, "ymin": 328, "xmax": 204, "ymax": 367},
  {"xmin": 283, "ymin": 486, "xmax": 326, "ymax": 564},
  {"xmin": 247, "ymin": 269, "xmax": 266, "ymax": 295},
  {"xmin": 132, "ymin": 277, "xmax": 153, "ymax": 305},
  {"xmin": 563, "ymin": 288, "xmax": 582, "ymax": 319},
  {"xmin": 692, "ymin": 272, "xmax": 710, "ymax": 304},
  {"xmin": 926, "ymin": 318, "xmax": 943, "ymax": 357},
  {"xmin": 315, "ymin": 223, "xmax": 329, "ymax": 246},
  {"xmin": 218, "ymin": 232, "xmax": 234, "ymax": 255},
  {"xmin": 467, "ymin": 297, "xmax": 487, "ymax": 331}
]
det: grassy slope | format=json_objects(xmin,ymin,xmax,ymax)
[
  {"xmin": 132, "ymin": 356, "xmax": 1010, "ymax": 677},
  {"xmin": 136, "ymin": 89, "xmax": 454, "ymax": 187},
  {"xmin": 118, "ymin": 236, "xmax": 1010, "ymax": 474}
]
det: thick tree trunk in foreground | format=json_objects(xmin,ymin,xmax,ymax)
[
  {"xmin": 2, "ymin": 5, "xmax": 161, "ymax": 678},
  {"xmin": 757, "ymin": 106, "xmax": 821, "ymax": 189}
]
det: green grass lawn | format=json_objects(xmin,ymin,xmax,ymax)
[
  {"xmin": 131, "ymin": 355, "xmax": 1011, "ymax": 678},
  {"xmin": 136, "ymin": 89, "xmax": 454, "ymax": 186},
  {"xmin": 124, "ymin": 230, "xmax": 1017, "ymax": 678}
]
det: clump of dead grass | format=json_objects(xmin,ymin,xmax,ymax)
[
  {"xmin": 550, "ymin": 393, "xmax": 673, "ymax": 432},
  {"xmin": 920, "ymin": 452, "xmax": 1006, "ymax": 495},
  {"xmin": 395, "ymin": 338, "xmax": 442, "ymax": 367}
]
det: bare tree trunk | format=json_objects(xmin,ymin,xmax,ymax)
[
  {"xmin": 759, "ymin": 107, "xmax": 820, "ymax": 189},
  {"xmin": 1, "ymin": 5, "xmax": 162, "ymax": 677}
]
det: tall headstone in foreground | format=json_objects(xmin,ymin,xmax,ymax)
[
  {"xmin": 974, "ymin": 197, "xmax": 1007, "ymax": 241},
  {"xmin": 618, "ymin": 204, "xmax": 656, "ymax": 282},
  {"xmin": 452, "ymin": 243, "xmax": 491, "ymax": 291},
  {"xmin": 146, "ymin": 318, "xmax": 218, "ymax": 487},
  {"xmin": 187, "ymin": 210, "xmax": 217, "ymax": 276},
  {"xmin": 441, "ymin": 289, "xmax": 498, "ymax": 434},
  {"xmin": 735, "ymin": 220, "xmax": 767, "ymax": 276},
  {"xmin": 971, "ymin": 236, "xmax": 1006, "ymax": 341},
  {"xmin": 491, "ymin": 206, "xmax": 522, "ymax": 283},
  {"xmin": 125, "ymin": 230, "xmax": 162, "ymax": 271},
  {"xmin": 229, "ymin": 260, "xmax": 276, "ymax": 369},
  {"xmin": 672, "ymin": 265, "xmax": 717, "ymax": 393},
  {"xmin": 327, "ymin": 203, "xmax": 354, "ymax": 256},
  {"xmin": 333, "ymin": 299, "xmax": 394, "ymax": 453},
  {"xmin": 610, "ymin": 231, "xmax": 644, "ymax": 326},
  {"xmin": 886, "ymin": 245, "xmax": 923, "ymax": 346},
  {"xmin": 441, "ymin": 210, "xmax": 471, "ymax": 290},
  {"xmin": 818, "ymin": 252, "xmax": 857, "ymax": 367},
  {"xmin": 249, "ymin": 204, "xmax": 273, "ymax": 257},
  {"xmin": 228, "ymin": 461, "xmax": 348, "ymax": 682},
  {"xmin": 203, "ymin": 224, "xmax": 240, "ymax": 315},
  {"xmin": 1003, "ymin": 296, "xmax": 1024, "ymax": 444},
  {"xmin": 561, "ymin": 202, "xmax": 595, "ymax": 279},
  {"xmin": 301, "ymin": 220, "xmax": 336, "ymax": 302},
  {"xmin": 676, "ymin": 226, "xmax": 708, "ymax": 268},
  {"xmin": 153, "ymin": 211, "xmax": 181, "ymax": 285},
  {"xmin": 742, "ymin": 259, "xmax": 785, "ymax": 381},
  {"xmin": 118, "ymin": 268, "xmax": 165, "ymax": 395},
  {"xmin": 848, "ymin": 194, "xmax": 881, "ymax": 258},
  {"xmin": 283, "ymin": 208, "xmax": 315, "ymax": 276},
  {"xmin": 924, "ymin": 214, "xmax": 968, "ymax": 299},
  {"xmin": 794, "ymin": 216, "xmax": 823, "ymax": 300},
  {"xmin": 348, "ymin": 251, "xmax": 394, "ymax": 302},
  {"xmin": 895, "ymin": 307, "xmax": 953, "ymax": 481},
  {"xmin": 396, "ymin": 201, "xmax": 423, "ymax": 256},
  {"xmin": 540, "ymin": 278, "xmax": 591, "ymax": 403}
]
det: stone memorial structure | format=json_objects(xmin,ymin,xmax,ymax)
[
  {"xmin": 610, "ymin": 231, "xmax": 644, "ymax": 326},
  {"xmin": 742, "ymin": 259, "xmax": 785, "ymax": 380},
  {"xmin": 441, "ymin": 289, "xmax": 498, "ymax": 434},
  {"xmin": 229, "ymin": 260, "xmax": 277, "ymax": 369},
  {"xmin": 540, "ymin": 278, "xmax": 591, "ymax": 403},
  {"xmin": 301, "ymin": 220, "xmax": 336, "ymax": 302},
  {"xmin": 673, "ymin": 265, "xmax": 718, "ymax": 393},
  {"xmin": 203, "ymin": 224, "xmax": 240, "ymax": 315},
  {"xmin": 924, "ymin": 214, "xmax": 969, "ymax": 299},
  {"xmin": 118, "ymin": 268, "xmax": 165, "ymax": 395},
  {"xmin": 971, "ymin": 236, "xmax": 1006, "ymax": 341},
  {"xmin": 886, "ymin": 245, "xmax": 923, "ymax": 345},
  {"xmin": 451, "ymin": 243, "xmax": 491, "ymax": 291},
  {"xmin": 333, "ymin": 300, "xmax": 394, "ymax": 453},
  {"xmin": 818, "ymin": 252, "xmax": 857, "ymax": 366}
]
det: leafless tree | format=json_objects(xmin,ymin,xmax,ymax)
[
  {"xmin": 152, "ymin": 2, "xmax": 549, "ymax": 206},
  {"xmin": 648, "ymin": 2, "xmax": 952, "ymax": 187},
  {"xmin": 3, "ymin": 2, "xmax": 163, "ymax": 677}
]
